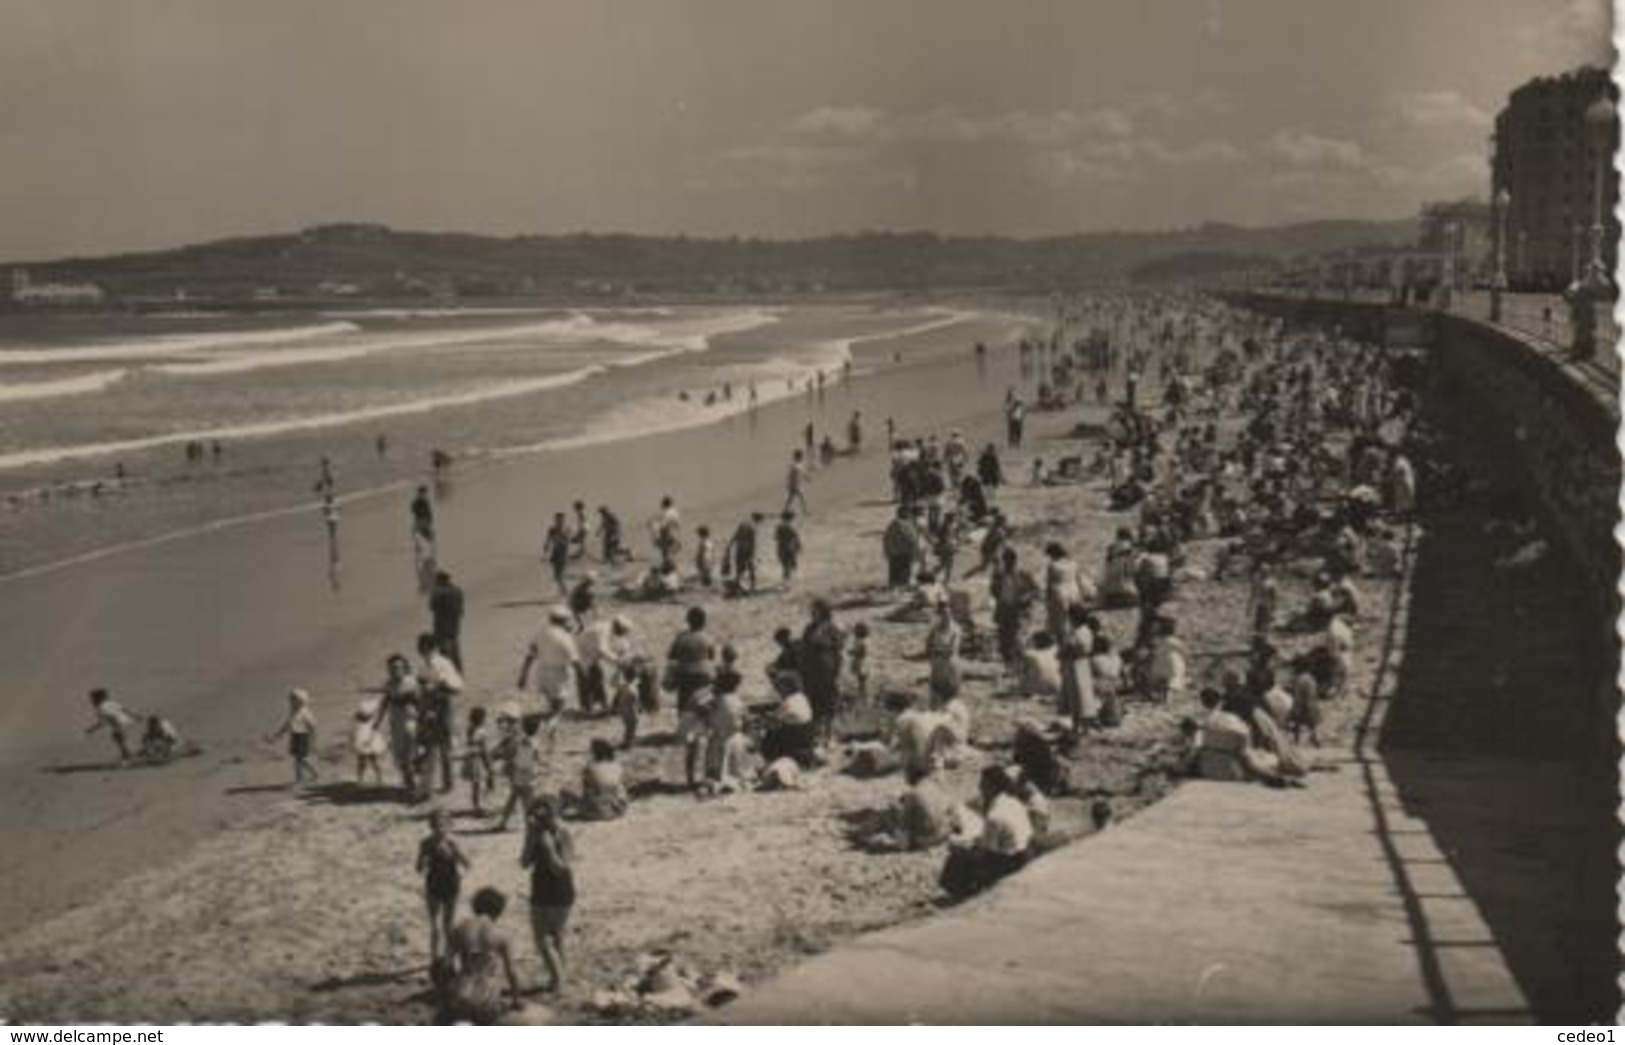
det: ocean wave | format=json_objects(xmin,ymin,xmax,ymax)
[
  {"xmin": 0, "ymin": 368, "xmax": 129, "ymax": 403},
  {"xmin": 0, "ymin": 322, "xmax": 363, "ymax": 366},
  {"xmin": 147, "ymin": 309, "xmax": 781, "ymax": 378},
  {"xmin": 0, "ymin": 339, "xmax": 704, "ymax": 472}
]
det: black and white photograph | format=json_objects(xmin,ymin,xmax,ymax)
[{"xmin": 0, "ymin": 0, "xmax": 1618, "ymax": 1027}]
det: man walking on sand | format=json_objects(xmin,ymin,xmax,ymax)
[
  {"xmin": 429, "ymin": 569, "xmax": 466, "ymax": 670},
  {"xmin": 785, "ymin": 450, "xmax": 810, "ymax": 516}
]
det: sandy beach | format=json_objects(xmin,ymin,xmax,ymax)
[{"xmin": 0, "ymin": 315, "xmax": 1406, "ymax": 1024}]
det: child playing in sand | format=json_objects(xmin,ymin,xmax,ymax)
[
  {"xmin": 496, "ymin": 715, "xmax": 546, "ymax": 832},
  {"xmin": 462, "ymin": 706, "xmax": 496, "ymax": 816},
  {"xmin": 268, "ymin": 688, "xmax": 320, "ymax": 785},
  {"xmin": 775, "ymin": 512, "xmax": 802, "ymax": 583},
  {"xmin": 849, "ymin": 622, "xmax": 871, "ymax": 706},
  {"xmin": 84, "ymin": 688, "xmax": 138, "ymax": 766},
  {"xmin": 352, "ymin": 699, "xmax": 386, "ymax": 785},
  {"xmin": 139, "ymin": 714, "xmax": 193, "ymax": 764},
  {"xmin": 417, "ymin": 808, "xmax": 471, "ymax": 970}
]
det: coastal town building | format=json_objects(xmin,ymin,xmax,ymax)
[
  {"xmin": 1417, "ymin": 198, "xmax": 1493, "ymax": 286},
  {"xmin": 9, "ymin": 268, "xmax": 106, "ymax": 305},
  {"xmin": 1491, "ymin": 65, "xmax": 1619, "ymax": 290}
]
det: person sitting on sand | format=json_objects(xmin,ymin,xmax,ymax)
[
  {"xmin": 890, "ymin": 696, "xmax": 959, "ymax": 777},
  {"xmin": 1100, "ymin": 528, "xmax": 1141, "ymax": 608},
  {"xmin": 84, "ymin": 688, "xmax": 138, "ymax": 766},
  {"xmin": 418, "ymin": 808, "xmax": 471, "ymax": 971},
  {"xmin": 575, "ymin": 738, "xmax": 629, "ymax": 821},
  {"xmin": 630, "ymin": 560, "xmax": 682, "ymax": 601},
  {"xmin": 1020, "ymin": 632, "xmax": 1063, "ymax": 698},
  {"xmin": 894, "ymin": 762, "xmax": 980, "ymax": 851},
  {"xmin": 440, "ymin": 887, "xmax": 526, "ymax": 1024},
  {"xmin": 1192, "ymin": 688, "xmax": 1295, "ymax": 787},
  {"xmin": 758, "ymin": 670, "xmax": 818, "ymax": 768},
  {"xmin": 1012, "ymin": 717, "xmax": 1069, "ymax": 796},
  {"xmin": 940, "ymin": 766, "xmax": 1034, "ymax": 899},
  {"xmin": 139, "ymin": 714, "xmax": 193, "ymax": 764}
]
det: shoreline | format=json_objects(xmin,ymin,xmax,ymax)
[{"xmin": 0, "ymin": 303, "xmax": 1033, "ymax": 579}]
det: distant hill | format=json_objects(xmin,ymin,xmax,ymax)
[
  {"xmin": 3, "ymin": 218, "xmax": 1417, "ymax": 302},
  {"xmin": 1127, "ymin": 249, "xmax": 1284, "ymax": 285}
]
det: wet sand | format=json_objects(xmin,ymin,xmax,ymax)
[{"xmin": 0, "ymin": 328, "xmax": 1033, "ymax": 935}]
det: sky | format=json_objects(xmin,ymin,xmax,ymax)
[{"xmin": 0, "ymin": 0, "xmax": 1614, "ymax": 259}]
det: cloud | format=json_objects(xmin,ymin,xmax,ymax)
[
  {"xmin": 1203, "ymin": 0, "xmax": 1224, "ymax": 38},
  {"xmin": 1263, "ymin": 129, "xmax": 1371, "ymax": 169},
  {"xmin": 1393, "ymin": 89, "xmax": 1493, "ymax": 133},
  {"xmin": 782, "ymin": 105, "xmax": 1137, "ymax": 148}
]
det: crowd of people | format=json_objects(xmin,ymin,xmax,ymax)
[{"xmin": 77, "ymin": 291, "xmax": 1431, "ymax": 1022}]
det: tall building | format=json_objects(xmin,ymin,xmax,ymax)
[{"xmin": 1491, "ymin": 65, "xmax": 1619, "ymax": 291}]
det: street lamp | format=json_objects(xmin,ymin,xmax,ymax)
[
  {"xmin": 1492, "ymin": 189, "xmax": 1510, "ymax": 321},
  {"xmin": 1570, "ymin": 93, "xmax": 1616, "ymax": 360}
]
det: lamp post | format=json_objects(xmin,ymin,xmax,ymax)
[
  {"xmin": 1570, "ymin": 94, "xmax": 1616, "ymax": 360},
  {"xmin": 1492, "ymin": 189, "xmax": 1510, "ymax": 321},
  {"xmin": 1571, "ymin": 223, "xmax": 1583, "ymax": 285}
]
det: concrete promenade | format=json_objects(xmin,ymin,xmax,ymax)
[{"xmin": 721, "ymin": 747, "xmax": 1588, "ymax": 1024}]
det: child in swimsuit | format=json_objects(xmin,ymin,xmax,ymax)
[{"xmin": 417, "ymin": 808, "xmax": 471, "ymax": 972}]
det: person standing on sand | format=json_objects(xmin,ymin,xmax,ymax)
[
  {"xmin": 847, "ymin": 411, "xmax": 863, "ymax": 452},
  {"xmin": 801, "ymin": 598, "xmax": 844, "ymax": 748},
  {"xmin": 542, "ymin": 513, "xmax": 572, "ymax": 598},
  {"xmin": 370, "ymin": 654, "xmax": 422, "ymax": 795},
  {"xmin": 429, "ymin": 570, "xmax": 466, "ymax": 670},
  {"xmin": 322, "ymin": 495, "xmax": 341, "ymax": 566},
  {"xmin": 84, "ymin": 688, "xmax": 137, "ymax": 765},
  {"xmin": 418, "ymin": 807, "xmax": 471, "ymax": 972},
  {"xmin": 313, "ymin": 456, "xmax": 336, "ymax": 499},
  {"xmin": 785, "ymin": 449, "xmax": 810, "ymax": 515},
  {"xmin": 651, "ymin": 496, "xmax": 682, "ymax": 570},
  {"xmin": 267, "ymin": 688, "xmax": 320, "ymax": 785},
  {"xmin": 519, "ymin": 607, "xmax": 579, "ymax": 716},
  {"xmin": 520, "ymin": 794, "xmax": 575, "ymax": 996},
  {"xmin": 723, "ymin": 513, "xmax": 763, "ymax": 594},
  {"xmin": 1005, "ymin": 395, "xmax": 1026, "ymax": 448},
  {"xmin": 775, "ymin": 512, "xmax": 802, "ymax": 584},
  {"xmin": 411, "ymin": 485, "xmax": 436, "ymax": 561},
  {"xmin": 417, "ymin": 634, "xmax": 463, "ymax": 794},
  {"xmin": 882, "ymin": 506, "xmax": 922, "ymax": 588},
  {"xmin": 664, "ymin": 605, "xmax": 716, "ymax": 791},
  {"xmin": 596, "ymin": 505, "xmax": 627, "ymax": 564},
  {"xmin": 570, "ymin": 501, "xmax": 589, "ymax": 560}
]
